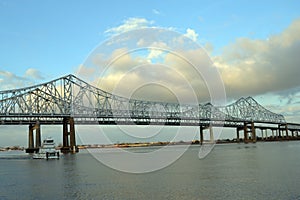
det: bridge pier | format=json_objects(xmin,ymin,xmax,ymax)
[
  {"xmin": 28, "ymin": 125, "xmax": 34, "ymax": 149},
  {"xmin": 35, "ymin": 122, "xmax": 41, "ymax": 147},
  {"xmin": 199, "ymin": 126, "xmax": 204, "ymax": 145},
  {"xmin": 260, "ymin": 129, "xmax": 264, "ymax": 141},
  {"xmin": 278, "ymin": 126, "xmax": 282, "ymax": 139},
  {"xmin": 243, "ymin": 122, "xmax": 256, "ymax": 143},
  {"xmin": 278, "ymin": 124, "xmax": 289, "ymax": 140},
  {"xmin": 199, "ymin": 125, "xmax": 214, "ymax": 144},
  {"xmin": 209, "ymin": 125, "xmax": 214, "ymax": 143},
  {"xmin": 260, "ymin": 129, "xmax": 268, "ymax": 141},
  {"xmin": 25, "ymin": 121, "xmax": 41, "ymax": 153},
  {"xmin": 61, "ymin": 117, "xmax": 78, "ymax": 153},
  {"xmin": 285, "ymin": 124, "xmax": 289, "ymax": 139},
  {"xmin": 236, "ymin": 127, "xmax": 244, "ymax": 143}
]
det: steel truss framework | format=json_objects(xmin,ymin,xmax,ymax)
[{"xmin": 0, "ymin": 74, "xmax": 288, "ymax": 127}]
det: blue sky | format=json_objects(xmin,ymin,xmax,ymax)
[
  {"xmin": 0, "ymin": 0, "xmax": 299, "ymax": 77},
  {"xmin": 1, "ymin": 0, "xmax": 300, "ymax": 146}
]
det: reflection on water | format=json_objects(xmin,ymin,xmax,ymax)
[{"xmin": 1, "ymin": 141, "xmax": 300, "ymax": 199}]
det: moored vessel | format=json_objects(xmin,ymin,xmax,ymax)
[{"xmin": 33, "ymin": 137, "xmax": 59, "ymax": 160}]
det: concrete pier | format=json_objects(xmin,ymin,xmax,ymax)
[
  {"xmin": 236, "ymin": 127, "xmax": 241, "ymax": 143},
  {"xmin": 243, "ymin": 122, "xmax": 256, "ymax": 143},
  {"xmin": 209, "ymin": 125, "xmax": 214, "ymax": 143},
  {"xmin": 25, "ymin": 118, "xmax": 78, "ymax": 154},
  {"xmin": 199, "ymin": 125, "xmax": 214, "ymax": 145},
  {"xmin": 278, "ymin": 124, "xmax": 290, "ymax": 140},
  {"xmin": 35, "ymin": 121, "xmax": 41, "ymax": 148},
  {"xmin": 28, "ymin": 124, "xmax": 33, "ymax": 149},
  {"xmin": 285, "ymin": 124, "xmax": 289, "ymax": 139},
  {"xmin": 61, "ymin": 117, "xmax": 78, "ymax": 153},
  {"xmin": 25, "ymin": 121, "xmax": 41, "ymax": 153},
  {"xmin": 199, "ymin": 126, "xmax": 204, "ymax": 145}
]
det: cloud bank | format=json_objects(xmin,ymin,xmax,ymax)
[
  {"xmin": 214, "ymin": 19, "xmax": 300, "ymax": 99},
  {"xmin": 0, "ymin": 68, "xmax": 44, "ymax": 90},
  {"xmin": 78, "ymin": 17, "xmax": 300, "ymax": 109},
  {"xmin": 79, "ymin": 23, "xmax": 222, "ymax": 104},
  {"xmin": 105, "ymin": 18, "xmax": 154, "ymax": 36}
]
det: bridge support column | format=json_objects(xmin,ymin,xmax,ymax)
[
  {"xmin": 278, "ymin": 124, "xmax": 289, "ymax": 140},
  {"xmin": 209, "ymin": 125, "xmax": 214, "ymax": 143},
  {"xmin": 26, "ymin": 121, "xmax": 41, "ymax": 153},
  {"xmin": 260, "ymin": 129, "xmax": 264, "ymax": 141},
  {"xmin": 62, "ymin": 117, "xmax": 78, "ymax": 153},
  {"xmin": 262, "ymin": 129, "xmax": 268, "ymax": 140},
  {"xmin": 285, "ymin": 124, "xmax": 289, "ymax": 139},
  {"xmin": 252, "ymin": 122, "xmax": 256, "ymax": 142},
  {"xmin": 35, "ymin": 121, "xmax": 41, "ymax": 148},
  {"xmin": 244, "ymin": 123, "xmax": 248, "ymax": 143},
  {"xmin": 236, "ymin": 128, "xmax": 241, "ymax": 143},
  {"xmin": 63, "ymin": 118, "xmax": 69, "ymax": 147},
  {"xmin": 69, "ymin": 117, "xmax": 76, "ymax": 152},
  {"xmin": 28, "ymin": 124, "xmax": 34, "ymax": 149},
  {"xmin": 278, "ymin": 125, "xmax": 282, "ymax": 139},
  {"xmin": 243, "ymin": 122, "xmax": 256, "ymax": 143},
  {"xmin": 199, "ymin": 126, "xmax": 204, "ymax": 145}
]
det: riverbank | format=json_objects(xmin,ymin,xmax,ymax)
[
  {"xmin": 79, "ymin": 136, "xmax": 300, "ymax": 149},
  {"xmin": 0, "ymin": 146, "xmax": 25, "ymax": 151},
  {"xmin": 2, "ymin": 136, "xmax": 300, "ymax": 152}
]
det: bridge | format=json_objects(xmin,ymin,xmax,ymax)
[{"xmin": 1, "ymin": 74, "xmax": 300, "ymax": 152}]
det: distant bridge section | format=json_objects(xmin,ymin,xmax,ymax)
[{"xmin": 0, "ymin": 74, "xmax": 296, "ymax": 152}]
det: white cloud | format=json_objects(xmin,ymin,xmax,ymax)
[
  {"xmin": 79, "ymin": 44, "xmax": 216, "ymax": 104},
  {"xmin": 0, "ymin": 68, "xmax": 44, "ymax": 90},
  {"xmin": 25, "ymin": 68, "xmax": 44, "ymax": 80},
  {"xmin": 145, "ymin": 42, "xmax": 169, "ymax": 63},
  {"xmin": 184, "ymin": 28, "xmax": 198, "ymax": 42},
  {"xmin": 82, "ymin": 17, "xmax": 300, "ymax": 109},
  {"xmin": 75, "ymin": 64, "xmax": 96, "ymax": 80},
  {"xmin": 214, "ymin": 18, "xmax": 300, "ymax": 99},
  {"xmin": 0, "ymin": 71, "xmax": 14, "ymax": 79},
  {"xmin": 105, "ymin": 18, "xmax": 154, "ymax": 35},
  {"xmin": 152, "ymin": 9, "xmax": 160, "ymax": 15},
  {"xmin": 80, "ymin": 22, "xmax": 220, "ymax": 103}
]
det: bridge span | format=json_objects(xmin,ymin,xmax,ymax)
[{"xmin": 0, "ymin": 74, "xmax": 299, "ymax": 152}]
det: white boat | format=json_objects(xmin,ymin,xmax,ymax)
[{"xmin": 33, "ymin": 137, "xmax": 60, "ymax": 159}]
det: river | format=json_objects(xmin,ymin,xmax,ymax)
[{"xmin": 1, "ymin": 141, "xmax": 300, "ymax": 200}]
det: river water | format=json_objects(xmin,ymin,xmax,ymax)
[{"xmin": 1, "ymin": 141, "xmax": 300, "ymax": 200}]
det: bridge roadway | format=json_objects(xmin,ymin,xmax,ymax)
[{"xmin": 0, "ymin": 74, "xmax": 300, "ymax": 152}]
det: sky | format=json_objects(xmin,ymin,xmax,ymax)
[{"xmin": 0, "ymin": 0, "xmax": 300, "ymax": 146}]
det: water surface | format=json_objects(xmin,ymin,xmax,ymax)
[{"xmin": 1, "ymin": 141, "xmax": 300, "ymax": 199}]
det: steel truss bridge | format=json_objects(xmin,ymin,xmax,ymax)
[{"xmin": 1, "ymin": 74, "xmax": 299, "ymax": 152}]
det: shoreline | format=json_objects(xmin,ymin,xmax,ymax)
[
  {"xmin": 2, "ymin": 137, "xmax": 300, "ymax": 152},
  {"xmin": 78, "ymin": 136, "xmax": 300, "ymax": 149}
]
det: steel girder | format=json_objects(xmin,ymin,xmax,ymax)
[{"xmin": 0, "ymin": 74, "xmax": 286, "ymax": 125}]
